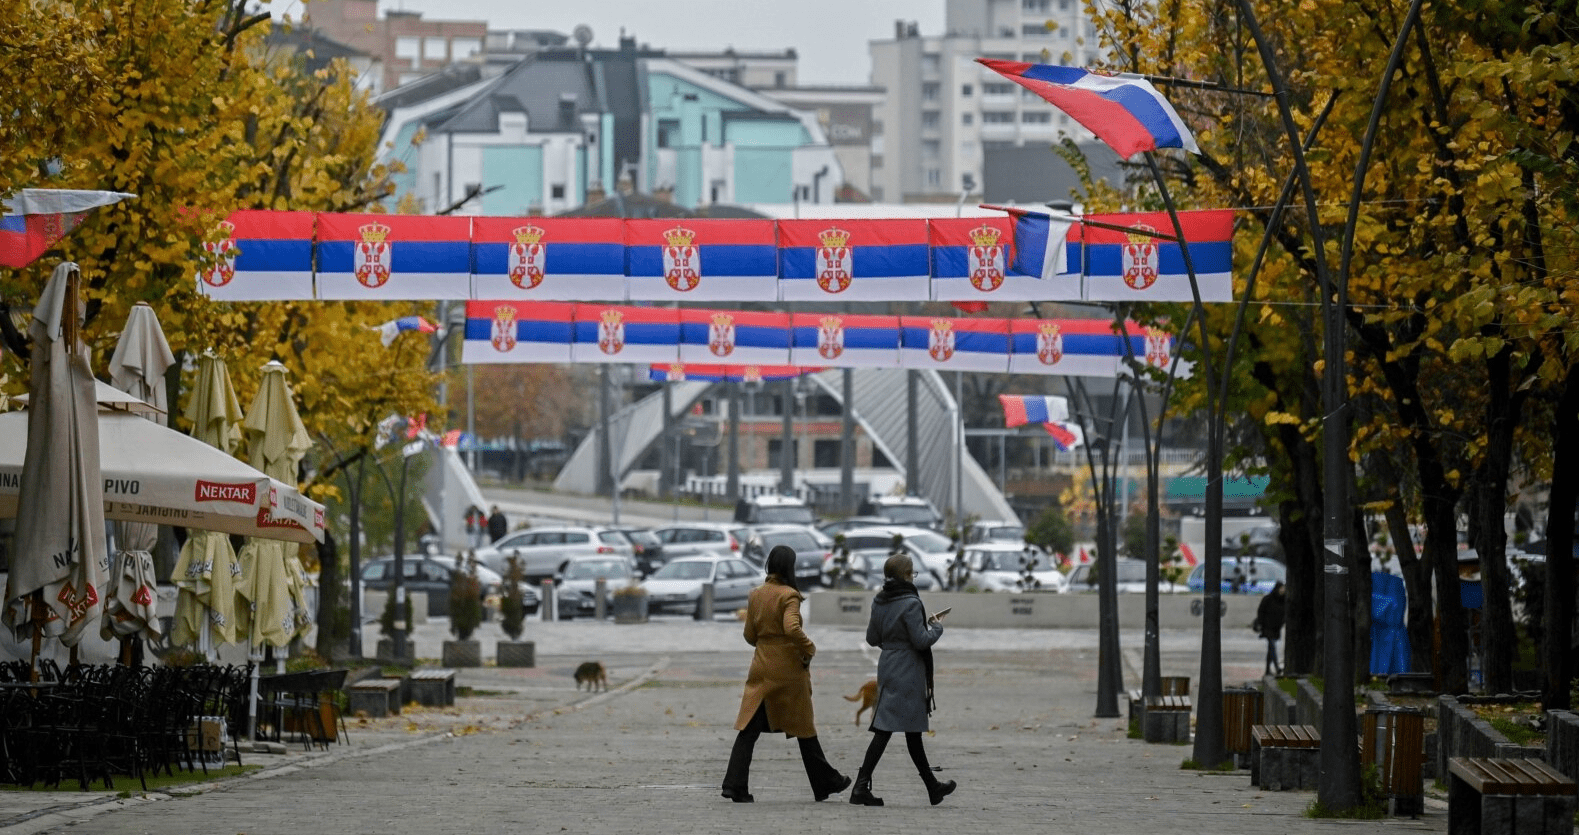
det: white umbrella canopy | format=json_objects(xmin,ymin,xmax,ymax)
[
  {"xmin": 238, "ymin": 361, "xmax": 314, "ymax": 648},
  {"xmin": 100, "ymin": 302, "xmax": 175, "ymax": 644},
  {"xmin": 1, "ymin": 263, "xmax": 108, "ymax": 648},
  {"xmin": 171, "ymin": 352, "xmax": 247, "ymax": 650}
]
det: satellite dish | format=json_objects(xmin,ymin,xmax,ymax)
[{"xmin": 573, "ymin": 25, "xmax": 594, "ymax": 48}]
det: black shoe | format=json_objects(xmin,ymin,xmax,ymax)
[
  {"xmin": 721, "ymin": 786, "xmax": 754, "ymax": 803},
  {"xmin": 849, "ymin": 776, "xmax": 883, "ymax": 806},
  {"xmin": 926, "ymin": 779, "xmax": 957, "ymax": 806},
  {"xmin": 815, "ymin": 774, "xmax": 852, "ymax": 802}
]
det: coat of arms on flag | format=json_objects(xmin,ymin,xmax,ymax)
[
  {"xmin": 1036, "ymin": 322, "xmax": 1063, "ymax": 365},
  {"xmin": 1122, "ymin": 225, "xmax": 1160, "ymax": 290},
  {"xmin": 490, "ymin": 306, "xmax": 517, "ymax": 352},
  {"xmin": 666, "ymin": 363, "xmax": 686, "ymax": 381},
  {"xmin": 355, "ymin": 221, "xmax": 392, "ymax": 288},
  {"xmin": 928, "ymin": 318, "xmax": 955, "ymax": 361},
  {"xmin": 200, "ymin": 220, "xmax": 238, "ymax": 287},
  {"xmin": 508, "ymin": 224, "xmax": 546, "ymax": 289},
  {"xmin": 708, "ymin": 313, "xmax": 736, "ymax": 357},
  {"xmin": 817, "ymin": 316, "xmax": 845, "ymax": 359},
  {"xmin": 1144, "ymin": 327, "xmax": 1171, "ymax": 366},
  {"xmin": 968, "ymin": 224, "xmax": 1005, "ymax": 291},
  {"xmin": 598, "ymin": 308, "xmax": 626, "ymax": 355},
  {"xmin": 662, "ymin": 226, "xmax": 700, "ymax": 292},
  {"xmin": 815, "ymin": 227, "xmax": 852, "ymax": 293}
]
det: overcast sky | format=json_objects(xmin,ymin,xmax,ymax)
[{"xmin": 287, "ymin": 0, "xmax": 946, "ymax": 85}]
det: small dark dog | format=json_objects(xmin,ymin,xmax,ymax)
[
  {"xmin": 574, "ymin": 661, "xmax": 608, "ymax": 692},
  {"xmin": 844, "ymin": 679, "xmax": 878, "ymax": 725}
]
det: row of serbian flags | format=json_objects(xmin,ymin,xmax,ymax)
[
  {"xmin": 195, "ymin": 210, "xmax": 1234, "ymax": 305},
  {"xmin": 460, "ymin": 301, "xmax": 1174, "ymax": 378}
]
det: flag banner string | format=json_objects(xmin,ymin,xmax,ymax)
[{"xmin": 193, "ymin": 210, "xmax": 1234, "ymax": 305}]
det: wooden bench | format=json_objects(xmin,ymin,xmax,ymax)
[
  {"xmin": 1251, "ymin": 724, "xmax": 1320, "ymax": 790},
  {"xmin": 406, "ymin": 668, "xmax": 457, "ymax": 707},
  {"xmin": 1447, "ymin": 757, "xmax": 1577, "ymax": 835},
  {"xmin": 1362, "ymin": 706, "xmax": 1426, "ymax": 815},
  {"xmin": 347, "ymin": 679, "xmax": 403, "ymax": 718},
  {"xmin": 1142, "ymin": 694, "xmax": 1191, "ymax": 743}
]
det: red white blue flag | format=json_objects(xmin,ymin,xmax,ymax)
[
  {"xmin": 678, "ymin": 308, "xmax": 790, "ymax": 367},
  {"xmin": 976, "ymin": 59, "xmax": 1198, "ymax": 160},
  {"xmin": 999, "ymin": 394, "xmax": 1070, "ymax": 428},
  {"xmin": 316, "ymin": 213, "xmax": 472, "ymax": 300},
  {"xmin": 196, "ymin": 210, "xmax": 315, "ymax": 301},
  {"xmin": 1, "ymin": 189, "xmax": 133, "ymax": 269},
  {"xmin": 1081, "ymin": 209, "xmax": 1233, "ymax": 302},
  {"xmin": 571, "ymin": 304, "xmax": 679, "ymax": 364},
  {"xmin": 1007, "ymin": 318, "xmax": 1125, "ymax": 377},
  {"xmin": 462, "ymin": 300, "xmax": 575, "ymax": 363},
  {"xmin": 649, "ymin": 364, "xmax": 813, "ymax": 383},
  {"xmin": 898, "ymin": 316, "xmax": 1011, "ymax": 373},
  {"xmin": 779, "ymin": 219, "xmax": 930, "ymax": 301},
  {"xmin": 472, "ymin": 217, "xmax": 625, "ymax": 301},
  {"xmin": 625, "ymin": 219, "xmax": 778, "ymax": 301},
  {"xmin": 1044, "ymin": 420, "xmax": 1083, "ymax": 450},
  {"xmin": 788, "ymin": 312, "xmax": 901, "ymax": 368},
  {"xmin": 375, "ymin": 315, "xmax": 437, "ymax": 347}
]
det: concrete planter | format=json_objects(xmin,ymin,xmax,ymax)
[
  {"xmin": 375, "ymin": 638, "xmax": 415, "ymax": 666},
  {"xmin": 612, "ymin": 592, "xmax": 648, "ymax": 624},
  {"xmin": 441, "ymin": 639, "xmax": 481, "ymax": 668},
  {"xmin": 497, "ymin": 640, "xmax": 536, "ymax": 668}
]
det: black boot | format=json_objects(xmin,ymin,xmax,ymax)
[
  {"xmin": 848, "ymin": 771, "xmax": 883, "ymax": 806},
  {"xmin": 925, "ymin": 777, "xmax": 956, "ymax": 806}
]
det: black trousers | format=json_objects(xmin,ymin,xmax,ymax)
[
  {"xmin": 859, "ymin": 729, "xmax": 938, "ymax": 786},
  {"xmin": 1264, "ymin": 637, "xmax": 1281, "ymax": 675},
  {"xmin": 722, "ymin": 703, "xmax": 844, "ymax": 795}
]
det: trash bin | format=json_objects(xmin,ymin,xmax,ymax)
[
  {"xmin": 1161, "ymin": 676, "xmax": 1190, "ymax": 697},
  {"xmin": 1222, "ymin": 686, "xmax": 1263, "ymax": 768},
  {"xmin": 1362, "ymin": 706, "xmax": 1425, "ymax": 815}
]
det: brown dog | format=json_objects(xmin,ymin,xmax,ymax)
[
  {"xmin": 574, "ymin": 661, "xmax": 608, "ymax": 692},
  {"xmin": 844, "ymin": 679, "xmax": 877, "ymax": 725}
]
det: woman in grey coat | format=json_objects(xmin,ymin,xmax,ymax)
[{"xmin": 849, "ymin": 554, "xmax": 956, "ymax": 806}]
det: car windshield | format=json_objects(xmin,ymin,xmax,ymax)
[
  {"xmin": 881, "ymin": 505, "xmax": 935, "ymax": 525},
  {"xmin": 987, "ymin": 525, "xmax": 1025, "ymax": 540},
  {"xmin": 564, "ymin": 560, "xmax": 630, "ymax": 581},
  {"xmin": 762, "ymin": 531, "xmax": 821, "ymax": 552},
  {"xmin": 653, "ymin": 561, "xmax": 714, "ymax": 580},
  {"xmin": 905, "ymin": 532, "xmax": 952, "ymax": 553},
  {"xmin": 982, "ymin": 551, "xmax": 1028, "ymax": 571},
  {"xmin": 756, "ymin": 505, "xmax": 813, "ymax": 524},
  {"xmin": 624, "ymin": 530, "xmax": 660, "ymax": 547}
]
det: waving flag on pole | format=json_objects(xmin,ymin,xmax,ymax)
[
  {"xmin": 976, "ymin": 59, "xmax": 1197, "ymax": 159},
  {"xmin": 1044, "ymin": 420, "xmax": 1084, "ymax": 451},
  {"xmin": 1, "ymin": 189, "xmax": 135, "ymax": 268},
  {"xmin": 374, "ymin": 315, "xmax": 437, "ymax": 347},
  {"xmin": 999, "ymin": 394, "xmax": 1070, "ymax": 428}
]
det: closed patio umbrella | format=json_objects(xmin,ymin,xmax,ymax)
[
  {"xmin": 237, "ymin": 361, "xmax": 314, "ymax": 649},
  {"xmin": 101, "ymin": 302, "xmax": 175, "ymax": 649},
  {"xmin": 2, "ymin": 263, "xmax": 108, "ymax": 657}
]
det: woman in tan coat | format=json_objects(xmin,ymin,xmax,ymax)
[{"xmin": 721, "ymin": 546, "xmax": 850, "ymax": 803}]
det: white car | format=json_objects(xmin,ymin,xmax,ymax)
[
  {"xmin": 960, "ymin": 544, "xmax": 1067, "ymax": 593},
  {"xmin": 642, "ymin": 555, "xmax": 763, "ymax": 616},
  {"xmin": 553, "ymin": 555, "xmax": 638, "ymax": 619},
  {"xmin": 829, "ymin": 526, "xmax": 956, "ymax": 579},
  {"xmin": 471, "ymin": 525, "xmax": 635, "ymax": 581},
  {"xmin": 964, "ymin": 520, "xmax": 1028, "ymax": 545},
  {"xmin": 651, "ymin": 522, "xmax": 754, "ymax": 561}
]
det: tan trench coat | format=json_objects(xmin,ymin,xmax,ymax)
[{"xmin": 732, "ymin": 579, "xmax": 818, "ymax": 738}]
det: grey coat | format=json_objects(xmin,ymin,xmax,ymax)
[{"xmin": 865, "ymin": 592, "xmax": 943, "ymax": 733}]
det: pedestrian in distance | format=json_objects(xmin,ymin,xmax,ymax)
[
  {"xmin": 1254, "ymin": 581, "xmax": 1286, "ymax": 675},
  {"xmin": 721, "ymin": 545, "xmax": 851, "ymax": 804},
  {"xmin": 487, "ymin": 505, "xmax": 508, "ymax": 544},
  {"xmin": 464, "ymin": 504, "xmax": 487, "ymax": 549},
  {"xmin": 850, "ymin": 553, "xmax": 955, "ymax": 807}
]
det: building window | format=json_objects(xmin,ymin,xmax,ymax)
[
  {"xmin": 871, "ymin": 186, "xmax": 885, "ymax": 201},
  {"xmin": 962, "ymin": 113, "xmax": 973, "ymax": 125},
  {"xmin": 423, "ymin": 37, "xmax": 447, "ymax": 60},
  {"xmin": 774, "ymin": 71, "xmax": 786, "ymax": 87},
  {"xmin": 983, "ymin": 82, "xmax": 1014, "ymax": 95},
  {"xmin": 872, "ymin": 119, "xmax": 883, "ymax": 135},
  {"xmin": 981, "ymin": 112, "xmax": 1015, "ymax": 124},
  {"xmin": 396, "ymin": 36, "xmax": 420, "ymax": 66},
  {"xmin": 1023, "ymin": 0, "xmax": 1050, "ymax": 9},
  {"xmin": 1022, "ymin": 111, "xmax": 1052, "ymax": 123},
  {"xmin": 925, "ymin": 168, "xmax": 941, "ymax": 187},
  {"xmin": 922, "ymin": 81, "xmax": 940, "ymax": 102},
  {"xmin": 921, "ymin": 111, "xmax": 941, "ymax": 129},
  {"xmin": 813, "ymin": 439, "xmax": 841, "ymax": 468},
  {"xmin": 551, "ymin": 184, "xmax": 566, "ymax": 199},
  {"xmin": 961, "ymin": 84, "xmax": 973, "ymax": 97},
  {"xmin": 1022, "ymin": 23, "xmax": 1052, "ymax": 37},
  {"xmin": 1060, "ymin": 0, "xmax": 1072, "ymax": 8},
  {"xmin": 922, "ymin": 139, "xmax": 941, "ymax": 159},
  {"xmin": 452, "ymin": 37, "xmax": 482, "ymax": 59},
  {"xmin": 871, "ymin": 155, "xmax": 883, "ymax": 169},
  {"xmin": 922, "ymin": 54, "xmax": 941, "ymax": 75}
]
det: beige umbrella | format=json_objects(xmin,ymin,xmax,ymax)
[
  {"xmin": 170, "ymin": 352, "xmax": 247, "ymax": 651},
  {"xmin": 237, "ymin": 361, "xmax": 313, "ymax": 649},
  {"xmin": 101, "ymin": 303, "xmax": 175, "ymax": 647},
  {"xmin": 1, "ymin": 263, "xmax": 108, "ymax": 653}
]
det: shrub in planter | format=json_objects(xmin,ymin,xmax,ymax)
[
  {"xmin": 611, "ymin": 582, "xmax": 648, "ymax": 623},
  {"xmin": 497, "ymin": 556, "xmax": 535, "ymax": 668},
  {"xmin": 449, "ymin": 553, "xmax": 484, "ymax": 641}
]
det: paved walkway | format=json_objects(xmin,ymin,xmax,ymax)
[{"xmin": 0, "ymin": 622, "xmax": 1452, "ymax": 835}]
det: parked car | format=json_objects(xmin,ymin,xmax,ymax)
[
  {"xmin": 1186, "ymin": 557, "xmax": 1286, "ymax": 594},
  {"xmin": 858, "ymin": 495, "xmax": 944, "ymax": 530},
  {"xmin": 554, "ymin": 555, "xmax": 638, "ymax": 619},
  {"xmin": 651, "ymin": 522, "xmax": 754, "ymax": 560},
  {"xmin": 642, "ymin": 555, "xmax": 763, "ymax": 616},
  {"xmin": 817, "ymin": 516, "xmax": 893, "ymax": 539},
  {"xmin": 471, "ymin": 525, "xmax": 635, "ymax": 581},
  {"xmin": 1066, "ymin": 558, "xmax": 1154, "ymax": 593},
  {"xmin": 827, "ymin": 549, "xmax": 942, "ymax": 591},
  {"xmin": 958, "ymin": 544, "xmax": 1067, "ymax": 593},
  {"xmin": 744, "ymin": 524, "xmax": 832, "ymax": 587},
  {"xmin": 611, "ymin": 526, "xmax": 665, "ymax": 576},
  {"xmin": 360, "ymin": 556, "xmax": 529, "ymax": 617},
  {"xmin": 733, "ymin": 494, "xmax": 816, "ymax": 526},
  {"xmin": 830, "ymin": 526, "xmax": 956, "ymax": 580},
  {"xmin": 964, "ymin": 520, "xmax": 1028, "ymax": 545}
]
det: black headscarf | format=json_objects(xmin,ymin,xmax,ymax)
[
  {"xmin": 873, "ymin": 577, "xmax": 936, "ymax": 714},
  {"xmin": 765, "ymin": 544, "xmax": 799, "ymax": 592}
]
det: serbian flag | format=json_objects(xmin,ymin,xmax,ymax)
[
  {"xmin": 899, "ymin": 316, "xmax": 1010, "ymax": 373},
  {"xmin": 1081, "ymin": 209, "xmax": 1234, "ymax": 302},
  {"xmin": 999, "ymin": 394, "xmax": 1070, "ymax": 428},
  {"xmin": 933, "ymin": 216, "xmax": 1054, "ymax": 303},
  {"xmin": 375, "ymin": 315, "xmax": 436, "ymax": 347},
  {"xmin": 196, "ymin": 210, "xmax": 315, "ymax": 301},
  {"xmin": 789, "ymin": 312, "xmax": 900, "ymax": 368},
  {"xmin": 316, "ymin": 212, "xmax": 472, "ymax": 300},
  {"xmin": 571, "ymin": 304, "xmax": 679, "ymax": 364},
  {"xmin": 976, "ymin": 59, "xmax": 1198, "ymax": 160},
  {"xmin": 1, "ymin": 189, "xmax": 134, "ymax": 269},
  {"xmin": 1007, "ymin": 318, "xmax": 1127, "ymax": 377},
  {"xmin": 779, "ymin": 219, "xmax": 930, "ymax": 301},
  {"xmin": 678, "ymin": 308, "xmax": 789, "ymax": 367},
  {"xmin": 1045, "ymin": 420, "xmax": 1084, "ymax": 451},
  {"xmin": 625, "ymin": 219, "xmax": 777, "ymax": 301},
  {"xmin": 461, "ymin": 300, "xmax": 575, "ymax": 364},
  {"xmin": 472, "ymin": 217, "xmax": 625, "ymax": 301},
  {"xmin": 649, "ymin": 364, "xmax": 813, "ymax": 383}
]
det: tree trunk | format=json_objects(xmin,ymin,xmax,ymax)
[
  {"xmin": 1542, "ymin": 364, "xmax": 1579, "ymax": 710},
  {"xmin": 1423, "ymin": 488, "xmax": 1468, "ymax": 693},
  {"xmin": 1472, "ymin": 344, "xmax": 1525, "ymax": 695},
  {"xmin": 1276, "ymin": 423, "xmax": 1324, "ymax": 676},
  {"xmin": 314, "ymin": 528, "xmax": 340, "ymax": 661},
  {"xmin": 1349, "ymin": 503, "xmax": 1373, "ymax": 685}
]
